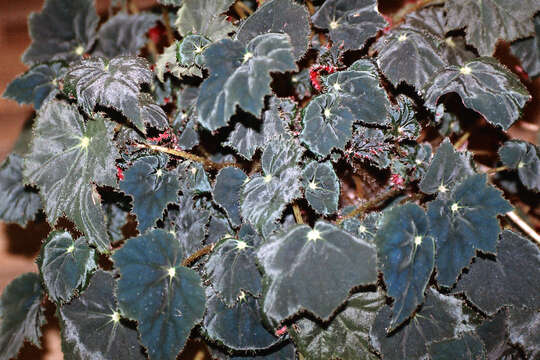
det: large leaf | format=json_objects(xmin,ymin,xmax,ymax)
[
  {"xmin": 507, "ymin": 307, "xmax": 540, "ymax": 359},
  {"xmin": 445, "ymin": 0, "xmax": 540, "ymax": 56},
  {"xmin": 302, "ymin": 161, "xmax": 340, "ymax": 215},
  {"xmin": 499, "ymin": 140, "xmax": 540, "ymax": 192},
  {"xmin": 120, "ymin": 155, "xmax": 179, "ymax": 233},
  {"xmin": 22, "ymin": 0, "xmax": 99, "ymax": 65},
  {"xmin": 312, "ymin": 0, "xmax": 386, "ymax": 51},
  {"xmin": 38, "ymin": 231, "xmax": 96, "ymax": 303},
  {"xmin": 0, "ymin": 273, "xmax": 45, "ymax": 360},
  {"xmin": 422, "ymin": 57, "xmax": 531, "ymax": 130},
  {"xmin": 175, "ymin": 0, "xmax": 235, "ymax": 41},
  {"xmin": 64, "ymin": 56, "xmax": 153, "ymax": 133},
  {"xmin": 213, "ymin": 167, "xmax": 247, "ymax": 227},
  {"xmin": 455, "ymin": 230, "xmax": 540, "ymax": 315},
  {"xmin": 24, "ymin": 101, "xmax": 118, "ymax": 252},
  {"xmin": 428, "ymin": 332, "xmax": 486, "ymax": 360},
  {"xmin": 197, "ymin": 33, "xmax": 297, "ymax": 131},
  {"xmin": 236, "ymin": 0, "xmax": 310, "ymax": 59},
  {"xmin": 0, "ymin": 154, "xmax": 41, "ymax": 227},
  {"xmin": 510, "ymin": 14, "xmax": 540, "ymax": 78},
  {"xmin": 3, "ymin": 62, "xmax": 65, "ymax": 110},
  {"xmin": 58, "ymin": 270, "xmax": 145, "ymax": 360},
  {"xmin": 204, "ymin": 224, "xmax": 263, "ymax": 306},
  {"xmin": 428, "ymin": 174, "xmax": 512, "ymax": 287},
  {"xmin": 290, "ymin": 291, "xmax": 384, "ymax": 360},
  {"xmin": 257, "ymin": 220, "xmax": 377, "ymax": 324},
  {"xmin": 370, "ymin": 289, "xmax": 467, "ymax": 360},
  {"xmin": 113, "ymin": 229, "xmax": 206, "ymax": 360},
  {"xmin": 375, "ymin": 203, "xmax": 435, "ymax": 332}
]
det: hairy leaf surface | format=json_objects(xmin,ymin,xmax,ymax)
[
  {"xmin": 349, "ymin": 126, "xmax": 390, "ymax": 169},
  {"xmin": 302, "ymin": 161, "xmax": 339, "ymax": 215},
  {"xmin": 499, "ymin": 140, "xmax": 540, "ymax": 192},
  {"xmin": 176, "ymin": 0, "xmax": 235, "ymax": 41},
  {"xmin": 387, "ymin": 96, "xmax": 420, "ymax": 140},
  {"xmin": 213, "ymin": 167, "xmax": 247, "ymax": 227}
]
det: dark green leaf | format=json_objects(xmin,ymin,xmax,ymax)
[
  {"xmin": 22, "ymin": 0, "xmax": 99, "ymax": 65},
  {"xmin": 198, "ymin": 33, "xmax": 297, "ymax": 131},
  {"xmin": 156, "ymin": 43, "xmax": 189, "ymax": 82},
  {"xmin": 510, "ymin": 15, "xmax": 540, "ymax": 78},
  {"xmin": 341, "ymin": 212, "xmax": 381, "ymax": 243},
  {"xmin": 302, "ymin": 161, "xmax": 339, "ymax": 215},
  {"xmin": 214, "ymin": 167, "xmax": 247, "ymax": 227},
  {"xmin": 387, "ymin": 95, "xmax": 420, "ymax": 140},
  {"xmin": 64, "ymin": 56, "xmax": 152, "ymax": 133},
  {"xmin": 3, "ymin": 63, "xmax": 65, "ymax": 110},
  {"xmin": 455, "ymin": 230, "xmax": 540, "ymax": 315},
  {"xmin": 24, "ymin": 101, "xmax": 118, "ymax": 252},
  {"xmin": 177, "ymin": 161, "xmax": 212, "ymax": 196},
  {"xmin": 38, "ymin": 231, "xmax": 96, "ymax": 303},
  {"xmin": 376, "ymin": 203, "xmax": 435, "ymax": 332},
  {"xmin": 257, "ymin": 220, "xmax": 377, "ymax": 324},
  {"xmin": 507, "ymin": 307, "xmax": 540, "ymax": 359},
  {"xmin": 58, "ymin": 270, "xmax": 145, "ymax": 360},
  {"xmin": 207, "ymin": 342, "xmax": 296, "ymax": 360},
  {"xmin": 113, "ymin": 229, "xmax": 206, "ymax": 360},
  {"xmin": 290, "ymin": 291, "xmax": 384, "ymax": 360},
  {"xmin": 477, "ymin": 309, "xmax": 515, "ymax": 360},
  {"xmin": 139, "ymin": 93, "xmax": 169, "ymax": 131},
  {"xmin": 428, "ymin": 332, "xmax": 486, "ymax": 360},
  {"xmin": 429, "ymin": 174, "xmax": 512, "ymax": 288},
  {"xmin": 177, "ymin": 35, "xmax": 211, "ymax": 72},
  {"xmin": 499, "ymin": 140, "xmax": 540, "ymax": 192},
  {"xmin": 370, "ymin": 289, "xmax": 467, "ymax": 360},
  {"xmin": 445, "ymin": 0, "xmax": 540, "ymax": 56},
  {"xmin": 0, "ymin": 154, "xmax": 41, "ymax": 227},
  {"xmin": 237, "ymin": 0, "xmax": 310, "ymax": 59},
  {"xmin": 0, "ymin": 273, "xmax": 45, "ymax": 360},
  {"xmin": 104, "ymin": 202, "xmax": 129, "ymax": 243},
  {"xmin": 349, "ymin": 126, "xmax": 391, "ymax": 169},
  {"xmin": 207, "ymin": 209, "xmax": 235, "ymax": 246},
  {"xmin": 392, "ymin": 142, "xmax": 432, "ymax": 181},
  {"xmin": 312, "ymin": 0, "xmax": 386, "ymax": 51},
  {"xmin": 422, "ymin": 57, "xmax": 531, "ymax": 130},
  {"xmin": 94, "ymin": 12, "xmax": 159, "ymax": 58},
  {"xmin": 120, "ymin": 155, "xmax": 180, "ymax": 233},
  {"xmin": 176, "ymin": 0, "xmax": 235, "ymax": 41}
]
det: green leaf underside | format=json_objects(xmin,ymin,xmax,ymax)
[
  {"xmin": 290, "ymin": 291, "xmax": 384, "ymax": 360},
  {"xmin": 507, "ymin": 307, "xmax": 540, "ymax": 359},
  {"xmin": 3, "ymin": 62, "xmax": 65, "ymax": 110},
  {"xmin": 24, "ymin": 101, "xmax": 118, "ymax": 253},
  {"xmin": 176, "ymin": 0, "xmax": 235, "ymax": 41},
  {"xmin": 510, "ymin": 15, "xmax": 540, "ymax": 78},
  {"xmin": 240, "ymin": 138, "xmax": 302, "ymax": 237},
  {"xmin": 205, "ymin": 224, "xmax": 263, "ymax": 307},
  {"xmin": 0, "ymin": 273, "xmax": 45, "ymax": 360},
  {"xmin": 39, "ymin": 231, "xmax": 96, "ymax": 303},
  {"xmin": 197, "ymin": 33, "xmax": 297, "ymax": 131},
  {"xmin": 213, "ymin": 167, "xmax": 247, "ymax": 227},
  {"xmin": 376, "ymin": 203, "xmax": 435, "ymax": 332},
  {"xmin": 302, "ymin": 161, "xmax": 340, "ymax": 215},
  {"xmin": 64, "ymin": 56, "xmax": 152, "ymax": 133},
  {"xmin": 499, "ymin": 140, "xmax": 540, "ymax": 192},
  {"xmin": 94, "ymin": 13, "xmax": 159, "ymax": 58},
  {"xmin": 428, "ymin": 174, "xmax": 512, "ymax": 287},
  {"xmin": 236, "ymin": 0, "xmax": 311, "ymax": 60},
  {"xmin": 0, "ymin": 154, "xmax": 41, "ymax": 226},
  {"xmin": 120, "ymin": 155, "xmax": 180, "ymax": 233},
  {"xmin": 22, "ymin": 0, "xmax": 98, "ymax": 65},
  {"xmin": 58, "ymin": 270, "xmax": 145, "ymax": 360},
  {"xmin": 455, "ymin": 230, "xmax": 540, "ymax": 315},
  {"xmin": 312, "ymin": 0, "xmax": 386, "ymax": 51},
  {"xmin": 445, "ymin": 0, "xmax": 540, "ymax": 56},
  {"xmin": 257, "ymin": 220, "xmax": 377, "ymax": 324},
  {"xmin": 113, "ymin": 229, "xmax": 206, "ymax": 360},
  {"xmin": 301, "ymin": 94, "xmax": 354, "ymax": 157},
  {"xmin": 422, "ymin": 57, "xmax": 531, "ymax": 130},
  {"xmin": 370, "ymin": 289, "xmax": 466, "ymax": 360},
  {"xmin": 428, "ymin": 332, "xmax": 486, "ymax": 360}
]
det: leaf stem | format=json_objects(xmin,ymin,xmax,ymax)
[
  {"xmin": 293, "ymin": 202, "xmax": 304, "ymax": 224},
  {"xmin": 486, "ymin": 165, "xmax": 509, "ymax": 174},
  {"xmin": 234, "ymin": 1, "xmax": 253, "ymax": 18},
  {"xmin": 337, "ymin": 189, "xmax": 400, "ymax": 225},
  {"xmin": 454, "ymin": 132, "xmax": 470, "ymax": 149},
  {"xmin": 506, "ymin": 211, "xmax": 540, "ymax": 246},
  {"xmin": 182, "ymin": 244, "xmax": 215, "ymax": 267}
]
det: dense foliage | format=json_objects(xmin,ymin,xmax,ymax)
[{"xmin": 1, "ymin": 0, "xmax": 539, "ymax": 359}]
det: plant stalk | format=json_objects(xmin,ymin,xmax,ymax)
[
  {"xmin": 293, "ymin": 203, "xmax": 304, "ymax": 224},
  {"xmin": 182, "ymin": 244, "xmax": 215, "ymax": 267},
  {"xmin": 506, "ymin": 211, "xmax": 540, "ymax": 246},
  {"xmin": 337, "ymin": 189, "xmax": 400, "ymax": 224}
]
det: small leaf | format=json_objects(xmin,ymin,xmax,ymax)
[
  {"xmin": 177, "ymin": 34, "xmax": 211, "ymax": 70},
  {"xmin": 312, "ymin": 0, "xmax": 386, "ymax": 51},
  {"xmin": 58, "ymin": 270, "xmax": 145, "ymax": 360},
  {"xmin": 177, "ymin": 161, "xmax": 212, "ymax": 196},
  {"xmin": 290, "ymin": 291, "xmax": 384, "ymax": 360},
  {"xmin": 499, "ymin": 140, "xmax": 540, "ymax": 192},
  {"xmin": 0, "ymin": 154, "xmax": 41, "ymax": 227},
  {"xmin": 510, "ymin": 14, "xmax": 540, "ymax": 78},
  {"xmin": 0, "ymin": 273, "xmax": 45, "ymax": 360},
  {"xmin": 507, "ymin": 307, "xmax": 540, "ymax": 359},
  {"xmin": 428, "ymin": 332, "xmax": 486, "ymax": 360},
  {"xmin": 64, "ymin": 56, "xmax": 153, "ymax": 133},
  {"xmin": 120, "ymin": 155, "xmax": 180, "ymax": 233},
  {"xmin": 175, "ymin": 0, "xmax": 235, "ymax": 41},
  {"xmin": 213, "ymin": 167, "xmax": 247, "ymax": 227},
  {"xmin": 428, "ymin": 174, "xmax": 512, "ymax": 287},
  {"xmin": 156, "ymin": 43, "xmax": 187, "ymax": 82},
  {"xmin": 94, "ymin": 12, "xmax": 159, "ymax": 58},
  {"xmin": 3, "ymin": 62, "xmax": 65, "ymax": 110},
  {"xmin": 257, "ymin": 220, "xmax": 377, "ymax": 324},
  {"xmin": 302, "ymin": 161, "xmax": 339, "ymax": 215},
  {"xmin": 197, "ymin": 33, "xmax": 297, "ymax": 131},
  {"xmin": 113, "ymin": 229, "xmax": 206, "ymax": 360},
  {"xmin": 375, "ymin": 203, "xmax": 435, "ymax": 332},
  {"xmin": 236, "ymin": 0, "xmax": 311, "ymax": 59},
  {"xmin": 422, "ymin": 57, "xmax": 531, "ymax": 130},
  {"xmin": 455, "ymin": 230, "xmax": 540, "ymax": 315},
  {"xmin": 38, "ymin": 231, "xmax": 96, "ymax": 303},
  {"xmin": 22, "ymin": 0, "xmax": 99, "ymax": 65},
  {"xmin": 341, "ymin": 212, "xmax": 380, "ymax": 243},
  {"xmin": 348, "ymin": 126, "xmax": 391, "ymax": 169},
  {"xmin": 24, "ymin": 101, "xmax": 119, "ymax": 252},
  {"xmin": 387, "ymin": 95, "xmax": 420, "ymax": 140},
  {"xmin": 445, "ymin": 0, "xmax": 540, "ymax": 56}
]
